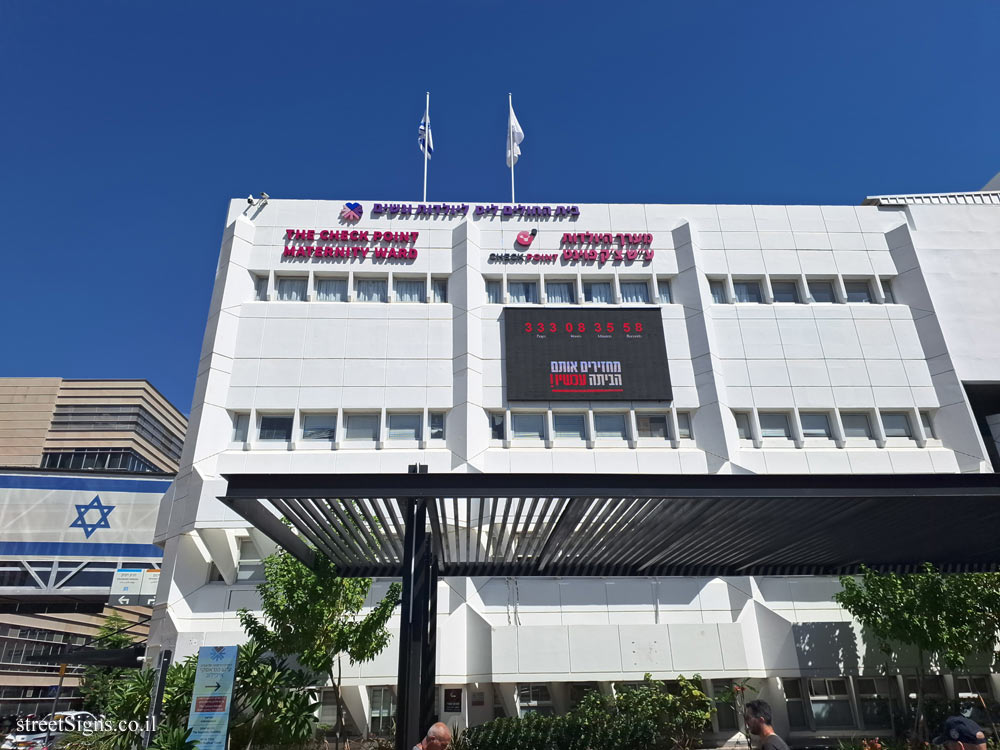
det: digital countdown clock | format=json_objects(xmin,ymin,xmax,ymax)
[{"xmin": 504, "ymin": 308, "xmax": 672, "ymax": 401}]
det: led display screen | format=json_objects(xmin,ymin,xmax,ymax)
[{"xmin": 504, "ymin": 308, "xmax": 671, "ymax": 401}]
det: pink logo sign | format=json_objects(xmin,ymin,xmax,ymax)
[
  {"xmin": 516, "ymin": 229, "xmax": 537, "ymax": 247},
  {"xmin": 340, "ymin": 202, "xmax": 363, "ymax": 221}
]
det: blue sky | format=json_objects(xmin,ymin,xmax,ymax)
[{"xmin": 1, "ymin": 1, "xmax": 997, "ymax": 414}]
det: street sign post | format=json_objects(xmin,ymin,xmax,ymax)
[
  {"xmin": 187, "ymin": 646, "xmax": 239, "ymax": 750},
  {"xmin": 109, "ymin": 568, "xmax": 160, "ymax": 607}
]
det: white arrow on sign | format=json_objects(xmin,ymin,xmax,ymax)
[{"xmin": 118, "ymin": 596, "xmax": 130, "ymax": 605}]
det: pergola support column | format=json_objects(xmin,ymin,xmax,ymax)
[{"xmin": 395, "ymin": 499, "xmax": 437, "ymax": 750}]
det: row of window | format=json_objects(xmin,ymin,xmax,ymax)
[
  {"xmin": 485, "ymin": 277, "xmax": 672, "ymax": 304},
  {"xmin": 489, "ymin": 410, "xmax": 692, "ymax": 441},
  {"xmin": 733, "ymin": 407, "xmax": 935, "ymax": 445},
  {"xmin": 50, "ymin": 404, "xmax": 185, "ymax": 461},
  {"xmin": 232, "ymin": 410, "xmax": 446, "ymax": 443},
  {"xmin": 252, "ymin": 271, "xmax": 897, "ymax": 307},
  {"xmin": 253, "ymin": 273, "xmax": 449, "ymax": 303},
  {"xmin": 41, "ymin": 447, "xmax": 163, "ymax": 473},
  {"xmin": 709, "ymin": 275, "xmax": 894, "ymax": 305}
]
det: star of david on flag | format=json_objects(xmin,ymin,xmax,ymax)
[{"xmin": 70, "ymin": 495, "xmax": 115, "ymax": 538}]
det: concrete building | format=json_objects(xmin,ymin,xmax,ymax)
[
  {"xmin": 0, "ymin": 378, "xmax": 188, "ymax": 474},
  {"xmin": 151, "ymin": 193, "xmax": 1000, "ymax": 745},
  {"xmin": 0, "ymin": 379, "xmax": 186, "ymax": 716}
]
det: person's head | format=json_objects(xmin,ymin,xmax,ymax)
[
  {"xmin": 933, "ymin": 716, "xmax": 987, "ymax": 750},
  {"xmin": 422, "ymin": 722, "xmax": 452, "ymax": 750},
  {"xmin": 744, "ymin": 700, "xmax": 774, "ymax": 736}
]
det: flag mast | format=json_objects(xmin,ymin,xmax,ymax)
[
  {"xmin": 423, "ymin": 91, "xmax": 430, "ymax": 202},
  {"xmin": 509, "ymin": 92, "xmax": 515, "ymax": 204}
]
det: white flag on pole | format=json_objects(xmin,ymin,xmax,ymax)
[
  {"xmin": 419, "ymin": 105, "xmax": 434, "ymax": 159},
  {"xmin": 506, "ymin": 101, "xmax": 524, "ymax": 168}
]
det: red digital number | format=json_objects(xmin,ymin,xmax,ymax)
[
  {"xmin": 577, "ymin": 322, "xmax": 585, "ymax": 332},
  {"xmin": 623, "ymin": 322, "xmax": 631, "ymax": 332},
  {"xmin": 524, "ymin": 322, "xmax": 532, "ymax": 333},
  {"xmin": 636, "ymin": 322, "xmax": 643, "ymax": 332},
  {"xmin": 607, "ymin": 322, "xmax": 614, "ymax": 333},
  {"xmin": 549, "ymin": 322, "xmax": 557, "ymax": 333},
  {"xmin": 565, "ymin": 322, "xmax": 573, "ymax": 333},
  {"xmin": 595, "ymin": 322, "xmax": 602, "ymax": 333}
]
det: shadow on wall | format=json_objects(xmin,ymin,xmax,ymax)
[{"xmin": 794, "ymin": 622, "xmax": 860, "ymax": 674}]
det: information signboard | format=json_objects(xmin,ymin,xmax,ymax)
[
  {"xmin": 187, "ymin": 646, "xmax": 238, "ymax": 750},
  {"xmin": 503, "ymin": 308, "xmax": 671, "ymax": 401}
]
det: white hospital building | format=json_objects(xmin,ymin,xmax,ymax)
[{"xmin": 150, "ymin": 191, "xmax": 1000, "ymax": 745}]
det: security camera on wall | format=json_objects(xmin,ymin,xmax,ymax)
[
  {"xmin": 247, "ymin": 195, "xmax": 255, "ymax": 205},
  {"xmin": 260, "ymin": 192, "xmax": 269, "ymax": 201}
]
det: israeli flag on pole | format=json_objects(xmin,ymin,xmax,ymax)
[{"xmin": 419, "ymin": 106, "xmax": 434, "ymax": 159}]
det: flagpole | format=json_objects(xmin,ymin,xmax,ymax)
[
  {"xmin": 509, "ymin": 93, "xmax": 515, "ymax": 204},
  {"xmin": 423, "ymin": 91, "xmax": 429, "ymax": 202}
]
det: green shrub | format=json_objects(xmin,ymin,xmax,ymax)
[{"xmin": 454, "ymin": 675, "xmax": 712, "ymax": 750}]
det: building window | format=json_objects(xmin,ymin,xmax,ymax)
[
  {"xmin": 657, "ymin": 278, "xmax": 672, "ymax": 304},
  {"xmin": 920, "ymin": 411, "xmax": 934, "ymax": 438},
  {"xmin": 431, "ymin": 277, "xmax": 448, "ymax": 303},
  {"xmin": 637, "ymin": 414, "xmax": 668, "ymax": 439},
  {"xmin": 276, "ymin": 277, "xmax": 307, "ymax": 302},
  {"xmin": 594, "ymin": 413, "xmax": 627, "ymax": 439},
  {"xmin": 676, "ymin": 412, "xmax": 692, "ymax": 439},
  {"xmin": 236, "ymin": 539, "xmax": 264, "ymax": 582},
  {"xmin": 712, "ymin": 680, "xmax": 741, "ymax": 731},
  {"xmin": 809, "ymin": 678, "xmax": 854, "ymax": 729},
  {"xmin": 490, "ymin": 412, "xmax": 505, "ymax": 440},
  {"xmin": 583, "ymin": 281, "xmax": 613, "ymax": 303},
  {"xmin": 759, "ymin": 413, "xmax": 791, "ymax": 439},
  {"xmin": 232, "ymin": 413, "xmax": 250, "ymax": 442},
  {"xmin": 620, "ymin": 281, "xmax": 651, "ymax": 304},
  {"xmin": 508, "ymin": 280, "xmax": 539, "ymax": 304},
  {"xmin": 856, "ymin": 678, "xmax": 895, "ymax": 730},
  {"xmin": 485, "ymin": 279, "xmax": 502, "ymax": 304},
  {"xmin": 301, "ymin": 413, "xmax": 336, "ymax": 441},
  {"xmin": 881, "ymin": 411, "xmax": 913, "ymax": 439},
  {"xmin": 552, "ymin": 413, "xmax": 586, "ymax": 439},
  {"xmin": 734, "ymin": 412, "xmax": 752, "ymax": 440},
  {"xmin": 771, "ymin": 280, "xmax": 800, "ymax": 303},
  {"xmin": 808, "ymin": 280, "xmax": 837, "ymax": 303},
  {"xmin": 50, "ymin": 403, "xmax": 184, "ymax": 462},
  {"xmin": 569, "ymin": 682, "xmax": 599, "ymax": 709},
  {"xmin": 316, "ymin": 277, "xmax": 347, "ymax": 302},
  {"xmin": 511, "ymin": 414, "xmax": 544, "ymax": 439},
  {"xmin": 844, "ymin": 280, "xmax": 873, "ymax": 303},
  {"xmin": 800, "ymin": 412, "xmax": 832, "ymax": 439},
  {"xmin": 842, "ymin": 412, "xmax": 873, "ymax": 439},
  {"xmin": 545, "ymin": 281, "xmax": 575, "ymax": 304},
  {"xmin": 42, "ymin": 448, "xmax": 160, "ymax": 473},
  {"xmin": 517, "ymin": 684, "xmax": 554, "ymax": 717},
  {"xmin": 387, "ymin": 413, "xmax": 422, "ymax": 440},
  {"xmin": 784, "ymin": 679, "xmax": 810, "ymax": 730},
  {"xmin": 253, "ymin": 275, "xmax": 268, "ymax": 301},
  {"xmin": 733, "ymin": 280, "xmax": 763, "ymax": 304},
  {"xmin": 429, "ymin": 412, "xmax": 445, "ymax": 440},
  {"xmin": 880, "ymin": 278, "xmax": 895, "ymax": 303},
  {"xmin": 394, "ymin": 277, "xmax": 426, "ymax": 303},
  {"xmin": 709, "ymin": 279, "xmax": 726, "ymax": 304},
  {"xmin": 356, "ymin": 278, "xmax": 388, "ymax": 303},
  {"xmin": 369, "ymin": 686, "xmax": 396, "ymax": 736},
  {"xmin": 258, "ymin": 415, "xmax": 293, "ymax": 441},
  {"xmin": 345, "ymin": 414, "xmax": 380, "ymax": 441}
]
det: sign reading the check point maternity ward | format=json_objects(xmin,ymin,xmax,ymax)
[
  {"xmin": 504, "ymin": 308, "xmax": 671, "ymax": 401},
  {"xmin": 187, "ymin": 646, "xmax": 238, "ymax": 750}
]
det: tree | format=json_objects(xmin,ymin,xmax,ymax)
[
  {"xmin": 78, "ymin": 612, "xmax": 140, "ymax": 714},
  {"xmin": 60, "ymin": 639, "xmax": 318, "ymax": 750},
  {"xmin": 238, "ymin": 547, "xmax": 402, "ymax": 748},
  {"xmin": 835, "ymin": 564, "xmax": 1000, "ymax": 737}
]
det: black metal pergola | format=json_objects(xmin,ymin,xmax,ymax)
[{"xmin": 219, "ymin": 471, "xmax": 1000, "ymax": 750}]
